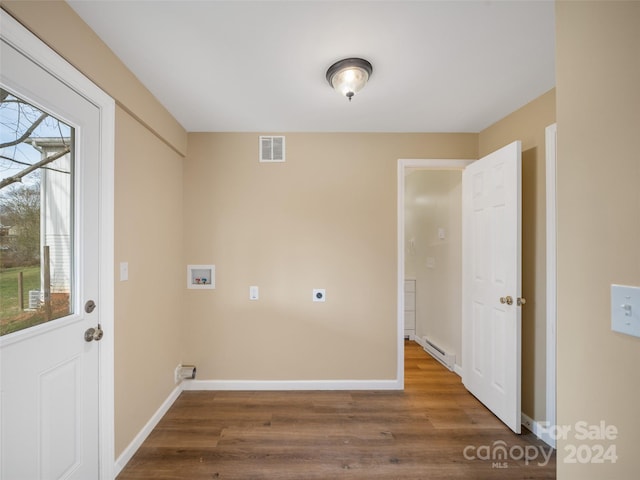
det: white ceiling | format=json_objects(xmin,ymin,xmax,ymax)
[{"xmin": 68, "ymin": 0, "xmax": 555, "ymax": 133}]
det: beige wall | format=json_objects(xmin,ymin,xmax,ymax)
[
  {"xmin": 479, "ymin": 89, "xmax": 556, "ymax": 423},
  {"xmin": 183, "ymin": 133, "xmax": 476, "ymax": 380},
  {"xmin": 405, "ymin": 170, "xmax": 462, "ymax": 360},
  {"xmin": 113, "ymin": 107, "xmax": 184, "ymax": 455},
  {"xmin": 1, "ymin": 1, "xmax": 188, "ymax": 459},
  {"xmin": 556, "ymin": 2, "xmax": 640, "ymax": 478}
]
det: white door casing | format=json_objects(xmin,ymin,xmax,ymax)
[
  {"xmin": 545, "ymin": 123, "xmax": 557, "ymax": 448},
  {"xmin": 0, "ymin": 11, "xmax": 114, "ymax": 480},
  {"xmin": 462, "ymin": 141, "xmax": 522, "ymax": 433}
]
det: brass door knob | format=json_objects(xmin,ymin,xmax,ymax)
[{"xmin": 500, "ymin": 296, "xmax": 513, "ymax": 306}]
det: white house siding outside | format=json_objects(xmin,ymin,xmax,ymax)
[{"xmin": 32, "ymin": 138, "xmax": 72, "ymax": 295}]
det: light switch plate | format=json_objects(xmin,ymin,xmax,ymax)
[
  {"xmin": 249, "ymin": 286, "xmax": 259, "ymax": 300},
  {"xmin": 119, "ymin": 262, "xmax": 128, "ymax": 281},
  {"xmin": 611, "ymin": 284, "xmax": 640, "ymax": 338}
]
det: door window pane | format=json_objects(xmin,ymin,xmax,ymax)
[{"xmin": 0, "ymin": 88, "xmax": 74, "ymax": 335}]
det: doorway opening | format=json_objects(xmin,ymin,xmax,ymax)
[{"xmin": 396, "ymin": 159, "xmax": 472, "ymax": 387}]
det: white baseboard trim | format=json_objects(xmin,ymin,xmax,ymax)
[
  {"xmin": 521, "ymin": 412, "xmax": 556, "ymax": 449},
  {"xmin": 182, "ymin": 379, "xmax": 402, "ymax": 391},
  {"xmin": 453, "ymin": 364, "xmax": 463, "ymax": 377},
  {"xmin": 114, "ymin": 384, "xmax": 183, "ymax": 476}
]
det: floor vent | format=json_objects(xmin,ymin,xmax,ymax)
[
  {"xmin": 423, "ymin": 337, "xmax": 456, "ymax": 371},
  {"xmin": 259, "ymin": 136, "xmax": 285, "ymax": 162}
]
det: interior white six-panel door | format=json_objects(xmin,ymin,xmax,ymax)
[{"xmin": 462, "ymin": 141, "xmax": 522, "ymax": 434}]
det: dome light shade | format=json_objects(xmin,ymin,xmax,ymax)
[{"xmin": 326, "ymin": 58, "xmax": 373, "ymax": 101}]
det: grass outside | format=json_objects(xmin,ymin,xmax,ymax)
[
  {"xmin": 0, "ymin": 266, "xmax": 70, "ymax": 336},
  {"xmin": 1, "ymin": 265, "xmax": 40, "ymax": 319}
]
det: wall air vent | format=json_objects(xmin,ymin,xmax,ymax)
[{"xmin": 259, "ymin": 136, "xmax": 285, "ymax": 163}]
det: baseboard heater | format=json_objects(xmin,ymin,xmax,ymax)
[{"xmin": 422, "ymin": 337, "xmax": 456, "ymax": 371}]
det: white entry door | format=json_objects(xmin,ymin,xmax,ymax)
[
  {"xmin": 462, "ymin": 141, "xmax": 522, "ymax": 433},
  {"xmin": 0, "ymin": 13, "xmax": 112, "ymax": 480}
]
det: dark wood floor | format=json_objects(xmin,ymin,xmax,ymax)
[{"xmin": 117, "ymin": 341, "xmax": 555, "ymax": 479}]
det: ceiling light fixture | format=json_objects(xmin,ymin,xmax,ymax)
[{"xmin": 326, "ymin": 58, "xmax": 373, "ymax": 102}]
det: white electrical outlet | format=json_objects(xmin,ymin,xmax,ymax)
[{"xmin": 313, "ymin": 289, "xmax": 326, "ymax": 302}]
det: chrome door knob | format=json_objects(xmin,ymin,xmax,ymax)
[{"xmin": 84, "ymin": 325, "xmax": 104, "ymax": 342}]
